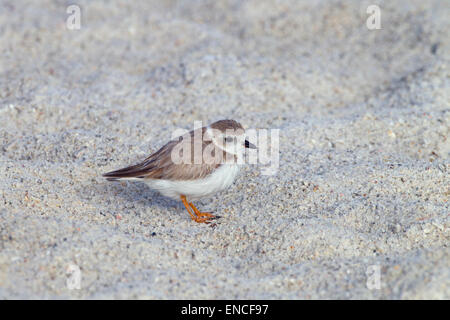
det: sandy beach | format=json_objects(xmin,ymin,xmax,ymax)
[{"xmin": 0, "ymin": 0, "xmax": 449, "ymax": 299}]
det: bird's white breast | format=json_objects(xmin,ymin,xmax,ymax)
[{"xmin": 145, "ymin": 164, "xmax": 240, "ymax": 201}]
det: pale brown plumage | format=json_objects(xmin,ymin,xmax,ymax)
[
  {"xmin": 103, "ymin": 120, "xmax": 242, "ymax": 181},
  {"xmin": 210, "ymin": 119, "xmax": 244, "ymax": 132}
]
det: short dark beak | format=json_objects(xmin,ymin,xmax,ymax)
[{"xmin": 244, "ymin": 140, "xmax": 257, "ymax": 149}]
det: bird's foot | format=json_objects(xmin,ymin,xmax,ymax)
[
  {"xmin": 189, "ymin": 202, "xmax": 220, "ymax": 222},
  {"xmin": 191, "ymin": 215, "xmax": 213, "ymax": 224},
  {"xmin": 180, "ymin": 195, "xmax": 219, "ymax": 224}
]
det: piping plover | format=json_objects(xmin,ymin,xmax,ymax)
[{"xmin": 103, "ymin": 119, "xmax": 256, "ymax": 223}]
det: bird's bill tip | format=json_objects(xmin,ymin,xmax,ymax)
[{"xmin": 244, "ymin": 139, "xmax": 257, "ymax": 149}]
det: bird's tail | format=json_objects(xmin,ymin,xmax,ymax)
[{"xmin": 102, "ymin": 163, "xmax": 149, "ymax": 181}]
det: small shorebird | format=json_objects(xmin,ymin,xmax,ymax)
[{"xmin": 103, "ymin": 120, "xmax": 256, "ymax": 223}]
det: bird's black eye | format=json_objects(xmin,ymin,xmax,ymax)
[{"xmin": 224, "ymin": 136, "xmax": 234, "ymax": 143}]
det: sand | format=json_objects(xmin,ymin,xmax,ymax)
[{"xmin": 0, "ymin": 0, "xmax": 449, "ymax": 299}]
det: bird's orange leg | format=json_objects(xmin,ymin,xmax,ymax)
[
  {"xmin": 180, "ymin": 195, "xmax": 210, "ymax": 223},
  {"xmin": 189, "ymin": 202, "xmax": 217, "ymax": 219}
]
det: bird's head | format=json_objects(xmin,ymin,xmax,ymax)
[{"xmin": 206, "ymin": 119, "xmax": 256, "ymax": 157}]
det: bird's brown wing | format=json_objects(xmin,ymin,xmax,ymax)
[{"xmin": 103, "ymin": 127, "xmax": 224, "ymax": 181}]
